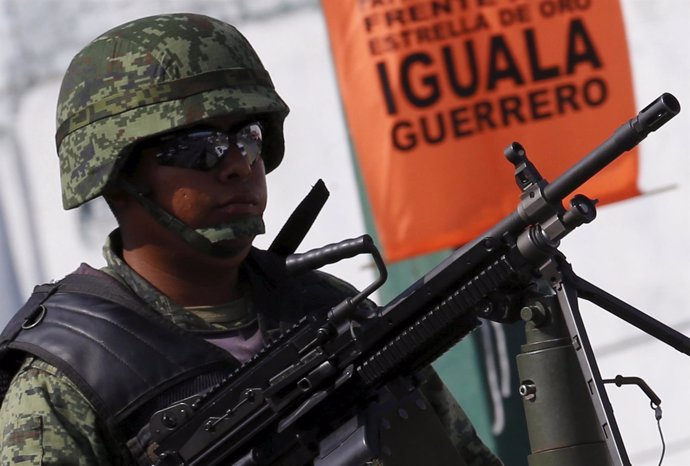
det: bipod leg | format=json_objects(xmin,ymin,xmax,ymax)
[{"xmin": 572, "ymin": 273, "xmax": 690, "ymax": 357}]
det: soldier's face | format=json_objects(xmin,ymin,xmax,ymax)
[{"xmin": 132, "ymin": 116, "xmax": 269, "ymax": 253}]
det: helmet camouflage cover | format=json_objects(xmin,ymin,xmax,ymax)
[{"xmin": 56, "ymin": 13, "xmax": 289, "ymax": 209}]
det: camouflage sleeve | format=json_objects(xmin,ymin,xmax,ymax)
[
  {"xmin": 0, "ymin": 357, "xmax": 116, "ymax": 466},
  {"xmin": 419, "ymin": 366, "xmax": 504, "ymax": 466}
]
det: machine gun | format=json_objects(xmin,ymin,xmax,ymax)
[{"xmin": 149, "ymin": 93, "xmax": 686, "ymax": 466}]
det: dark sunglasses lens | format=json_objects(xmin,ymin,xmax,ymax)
[
  {"xmin": 235, "ymin": 123, "xmax": 262, "ymax": 166},
  {"xmin": 154, "ymin": 123, "xmax": 263, "ymax": 170},
  {"xmin": 156, "ymin": 137, "xmax": 210, "ymax": 169}
]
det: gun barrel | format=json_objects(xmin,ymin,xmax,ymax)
[{"xmin": 544, "ymin": 93, "xmax": 680, "ymax": 203}]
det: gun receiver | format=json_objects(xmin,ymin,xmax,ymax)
[{"xmin": 149, "ymin": 93, "xmax": 680, "ymax": 466}]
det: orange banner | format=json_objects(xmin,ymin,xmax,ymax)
[{"xmin": 322, "ymin": 0, "xmax": 637, "ymax": 262}]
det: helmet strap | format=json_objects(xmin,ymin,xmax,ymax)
[{"xmin": 118, "ymin": 180, "xmax": 265, "ymax": 258}]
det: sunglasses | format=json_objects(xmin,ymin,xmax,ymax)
[{"xmin": 151, "ymin": 121, "xmax": 263, "ymax": 171}]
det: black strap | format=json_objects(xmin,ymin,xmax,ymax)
[{"xmin": 269, "ymin": 179, "xmax": 329, "ymax": 257}]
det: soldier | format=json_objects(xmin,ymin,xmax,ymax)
[{"xmin": 0, "ymin": 13, "xmax": 502, "ymax": 466}]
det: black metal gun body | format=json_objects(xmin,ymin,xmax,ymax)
[{"xmin": 149, "ymin": 94, "xmax": 680, "ymax": 466}]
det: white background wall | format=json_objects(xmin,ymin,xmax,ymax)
[{"xmin": 0, "ymin": 0, "xmax": 689, "ymax": 464}]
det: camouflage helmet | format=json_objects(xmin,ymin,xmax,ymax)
[{"xmin": 55, "ymin": 13, "xmax": 289, "ymax": 210}]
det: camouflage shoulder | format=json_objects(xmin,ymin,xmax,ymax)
[{"xmin": 0, "ymin": 356, "xmax": 118, "ymax": 465}]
